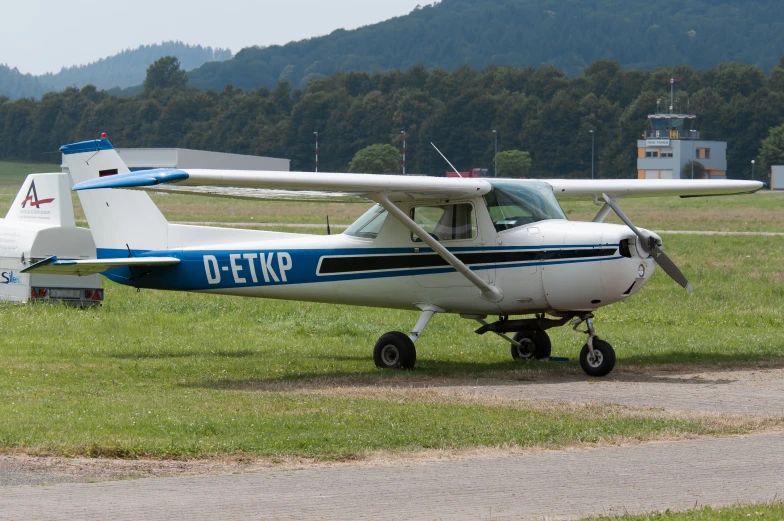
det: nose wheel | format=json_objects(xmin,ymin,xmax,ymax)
[{"xmin": 573, "ymin": 315, "xmax": 616, "ymax": 377}]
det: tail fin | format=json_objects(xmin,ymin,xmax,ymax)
[
  {"xmin": 60, "ymin": 138, "xmax": 169, "ymax": 253},
  {"xmin": 6, "ymin": 173, "xmax": 75, "ymax": 227}
]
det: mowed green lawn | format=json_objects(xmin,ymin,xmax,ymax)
[
  {"xmin": 0, "ymin": 167, "xmax": 782, "ymax": 459},
  {"xmin": 0, "ymin": 233, "xmax": 781, "ymax": 459},
  {"xmin": 0, "ymin": 160, "xmax": 60, "ymax": 186}
]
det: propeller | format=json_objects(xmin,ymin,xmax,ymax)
[{"xmin": 601, "ymin": 194, "xmax": 693, "ymax": 293}]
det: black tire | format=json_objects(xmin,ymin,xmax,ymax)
[
  {"xmin": 579, "ymin": 338, "xmax": 616, "ymax": 377},
  {"xmin": 510, "ymin": 330, "xmax": 552, "ymax": 361},
  {"xmin": 374, "ymin": 331, "xmax": 417, "ymax": 369}
]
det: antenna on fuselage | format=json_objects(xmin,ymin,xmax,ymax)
[{"xmin": 430, "ymin": 142, "xmax": 463, "ymax": 178}]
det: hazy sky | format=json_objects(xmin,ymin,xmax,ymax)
[{"xmin": 3, "ymin": 0, "xmax": 429, "ymax": 75}]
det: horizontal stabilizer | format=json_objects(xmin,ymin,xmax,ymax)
[{"xmin": 22, "ymin": 256, "xmax": 180, "ymax": 277}]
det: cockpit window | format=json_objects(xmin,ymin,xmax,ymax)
[
  {"xmin": 344, "ymin": 204, "xmax": 388, "ymax": 239},
  {"xmin": 484, "ymin": 181, "xmax": 566, "ymax": 232},
  {"xmin": 410, "ymin": 203, "xmax": 476, "ymax": 242}
]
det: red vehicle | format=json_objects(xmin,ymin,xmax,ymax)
[{"xmin": 445, "ymin": 168, "xmax": 489, "ymax": 178}]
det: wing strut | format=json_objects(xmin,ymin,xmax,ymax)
[{"xmin": 372, "ymin": 194, "xmax": 503, "ymax": 303}]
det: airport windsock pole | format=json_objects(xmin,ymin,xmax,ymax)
[{"xmin": 314, "ymin": 131, "xmax": 319, "ymax": 173}]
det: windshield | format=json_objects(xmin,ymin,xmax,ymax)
[
  {"xmin": 344, "ymin": 204, "xmax": 388, "ymax": 239},
  {"xmin": 484, "ymin": 181, "xmax": 566, "ymax": 232}
]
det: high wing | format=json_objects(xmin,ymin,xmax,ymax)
[
  {"xmin": 73, "ymin": 168, "xmax": 763, "ymax": 202},
  {"xmin": 544, "ymin": 179, "xmax": 763, "ymax": 200},
  {"xmin": 23, "ymin": 255, "xmax": 180, "ymax": 276},
  {"xmin": 73, "ymin": 168, "xmax": 491, "ymax": 202}
]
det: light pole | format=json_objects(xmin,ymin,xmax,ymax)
[
  {"xmin": 689, "ymin": 129, "xmax": 697, "ymax": 179},
  {"xmin": 314, "ymin": 131, "xmax": 319, "ymax": 173},
  {"xmin": 751, "ymin": 159, "xmax": 756, "ymax": 181},
  {"xmin": 492, "ymin": 130, "xmax": 498, "ymax": 177},
  {"xmin": 589, "ymin": 130, "xmax": 595, "ymax": 180},
  {"xmin": 401, "ymin": 130, "xmax": 406, "ymax": 175}
]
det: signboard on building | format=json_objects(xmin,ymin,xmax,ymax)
[{"xmin": 646, "ymin": 139, "xmax": 670, "ymax": 147}]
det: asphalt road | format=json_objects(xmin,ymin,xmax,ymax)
[{"xmin": 0, "ymin": 433, "xmax": 782, "ymax": 521}]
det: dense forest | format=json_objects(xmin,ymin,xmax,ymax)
[
  {"xmin": 188, "ymin": 0, "xmax": 784, "ymax": 91},
  {"xmin": 0, "ymin": 42, "xmax": 232, "ymax": 100},
  {"xmin": 1, "ymin": 57, "xmax": 783, "ymax": 180},
  {"xmin": 0, "ymin": 65, "xmax": 47, "ymax": 100}
]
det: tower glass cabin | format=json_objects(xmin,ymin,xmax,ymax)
[{"xmin": 637, "ymin": 113, "xmax": 727, "ymax": 180}]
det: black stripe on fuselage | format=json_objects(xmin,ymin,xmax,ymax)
[{"xmin": 318, "ymin": 248, "xmax": 618, "ymax": 275}]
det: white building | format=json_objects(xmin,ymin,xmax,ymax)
[
  {"xmin": 637, "ymin": 114, "xmax": 727, "ymax": 180},
  {"xmin": 772, "ymin": 165, "xmax": 784, "ymax": 190},
  {"xmin": 115, "ymin": 148, "xmax": 290, "ymax": 172}
]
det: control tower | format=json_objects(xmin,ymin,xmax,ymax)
[{"xmin": 637, "ymin": 81, "xmax": 727, "ymax": 179}]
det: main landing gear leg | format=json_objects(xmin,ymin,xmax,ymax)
[
  {"xmin": 373, "ymin": 307, "xmax": 441, "ymax": 370},
  {"xmin": 572, "ymin": 314, "xmax": 616, "ymax": 377}
]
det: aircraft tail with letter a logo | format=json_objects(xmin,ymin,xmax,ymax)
[{"xmin": 5, "ymin": 172, "xmax": 75, "ymax": 227}]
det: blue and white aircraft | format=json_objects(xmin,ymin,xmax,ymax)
[{"xmin": 24, "ymin": 137, "xmax": 763, "ymax": 376}]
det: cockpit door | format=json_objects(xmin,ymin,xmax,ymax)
[{"xmin": 410, "ymin": 201, "xmax": 493, "ymax": 289}]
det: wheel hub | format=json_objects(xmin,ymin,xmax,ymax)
[
  {"xmin": 587, "ymin": 350, "xmax": 604, "ymax": 368},
  {"xmin": 381, "ymin": 345, "xmax": 400, "ymax": 366},
  {"xmin": 515, "ymin": 338, "xmax": 536, "ymax": 358}
]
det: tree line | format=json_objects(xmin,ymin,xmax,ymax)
[{"xmin": 2, "ymin": 57, "xmax": 784, "ymax": 180}]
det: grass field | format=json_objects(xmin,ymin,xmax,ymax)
[
  {"xmin": 0, "ymin": 160, "xmax": 60, "ymax": 186},
  {"xmin": 0, "ymin": 232, "xmax": 782, "ymax": 459},
  {"xmin": 0, "ymin": 163, "xmax": 782, "ymax": 460},
  {"xmin": 587, "ymin": 502, "xmax": 784, "ymax": 520}
]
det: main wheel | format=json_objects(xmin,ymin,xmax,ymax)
[
  {"xmin": 374, "ymin": 331, "xmax": 417, "ymax": 369},
  {"xmin": 579, "ymin": 338, "xmax": 616, "ymax": 377},
  {"xmin": 510, "ymin": 330, "xmax": 552, "ymax": 361}
]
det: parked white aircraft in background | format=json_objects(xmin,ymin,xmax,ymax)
[{"xmin": 24, "ymin": 137, "xmax": 762, "ymax": 376}]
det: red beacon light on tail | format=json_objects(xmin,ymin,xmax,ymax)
[{"xmin": 101, "ymin": 132, "xmax": 108, "ymax": 139}]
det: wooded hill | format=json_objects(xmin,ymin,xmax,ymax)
[
  {"xmin": 0, "ymin": 42, "xmax": 231, "ymax": 100},
  {"xmin": 187, "ymin": 0, "xmax": 784, "ymax": 91},
  {"xmin": 2, "ymin": 58, "xmax": 783, "ymax": 180}
]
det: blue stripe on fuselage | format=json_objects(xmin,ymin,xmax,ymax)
[{"xmin": 96, "ymin": 245, "xmax": 622, "ymax": 291}]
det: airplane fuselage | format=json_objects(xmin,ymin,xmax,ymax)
[{"xmin": 101, "ymin": 217, "xmax": 655, "ymax": 316}]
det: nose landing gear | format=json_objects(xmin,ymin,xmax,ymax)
[{"xmin": 572, "ymin": 314, "xmax": 616, "ymax": 377}]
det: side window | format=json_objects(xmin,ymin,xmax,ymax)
[{"xmin": 411, "ymin": 203, "xmax": 476, "ymax": 242}]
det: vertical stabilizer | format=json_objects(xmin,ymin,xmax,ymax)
[
  {"xmin": 60, "ymin": 138, "xmax": 169, "ymax": 253},
  {"xmin": 5, "ymin": 173, "xmax": 75, "ymax": 227}
]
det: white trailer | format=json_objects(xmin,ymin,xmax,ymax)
[{"xmin": 0, "ymin": 172, "xmax": 103, "ymax": 305}]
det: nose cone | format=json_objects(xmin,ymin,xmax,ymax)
[
  {"xmin": 601, "ymin": 225, "xmax": 657, "ymax": 301},
  {"xmin": 536, "ymin": 221, "xmax": 652, "ymax": 311}
]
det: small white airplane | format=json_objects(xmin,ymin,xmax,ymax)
[{"xmin": 24, "ymin": 137, "xmax": 762, "ymax": 377}]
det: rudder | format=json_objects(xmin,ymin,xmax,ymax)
[{"xmin": 60, "ymin": 138, "xmax": 170, "ymax": 254}]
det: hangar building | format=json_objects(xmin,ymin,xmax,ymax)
[
  {"xmin": 771, "ymin": 165, "xmax": 784, "ymax": 190},
  {"xmin": 115, "ymin": 148, "xmax": 290, "ymax": 172}
]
